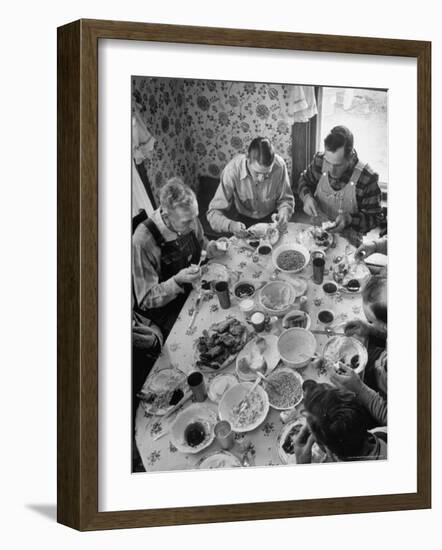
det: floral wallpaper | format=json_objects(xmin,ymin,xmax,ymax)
[{"xmin": 132, "ymin": 77, "xmax": 311, "ymax": 203}]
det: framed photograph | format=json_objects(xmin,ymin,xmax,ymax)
[{"xmin": 57, "ymin": 19, "xmax": 431, "ymax": 530}]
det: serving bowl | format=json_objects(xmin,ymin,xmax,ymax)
[
  {"xmin": 272, "ymin": 243, "xmax": 310, "ymax": 274},
  {"xmin": 218, "ymin": 382, "xmax": 269, "ymax": 433},
  {"xmin": 277, "ymin": 328, "xmax": 317, "ymax": 368},
  {"xmin": 265, "ymin": 367, "xmax": 304, "ymax": 410},
  {"xmin": 258, "ymin": 280, "xmax": 296, "ymax": 317}
]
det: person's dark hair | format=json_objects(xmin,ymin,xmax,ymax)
[
  {"xmin": 302, "ymin": 381, "xmax": 371, "ymax": 460},
  {"xmin": 248, "ymin": 137, "xmax": 275, "ymax": 167},
  {"xmin": 362, "ymin": 275, "xmax": 387, "ymax": 323},
  {"xmin": 324, "ymin": 126, "xmax": 354, "ymax": 158}
]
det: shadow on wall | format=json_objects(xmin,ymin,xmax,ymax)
[{"xmin": 132, "ymin": 77, "xmax": 298, "ymax": 204}]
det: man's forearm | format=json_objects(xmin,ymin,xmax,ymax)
[{"xmin": 206, "ymin": 208, "xmax": 232, "ymax": 233}]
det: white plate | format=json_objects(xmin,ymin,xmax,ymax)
[
  {"xmin": 247, "ymin": 223, "xmax": 280, "ymax": 245},
  {"xmin": 322, "ymin": 335, "xmax": 368, "ymax": 375},
  {"xmin": 265, "ymin": 367, "xmax": 304, "ymax": 410},
  {"xmin": 170, "ymin": 403, "xmax": 218, "ymax": 454},
  {"xmin": 195, "ymin": 319, "xmax": 253, "ymax": 372},
  {"xmin": 219, "ymin": 382, "xmax": 269, "ymax": 433},
  {"xmin": 200, "ymin": 262, "xmax": 237, "ymax": 286},
  {"xmin": 196, "ymin": 450, "xmax": 242, "ymax": 469},
  {"xmin": 278, "ymin": 418, "xmax": 305, "ymax": 464},
  {"xmin": 277, "ymin": 417, "xmax": 327, "ymax": 464},
  {"xmin": 236, "ymin": 335, "xmax": 280, "ymax": 381},
  {"xmin": 208, "ymin": 374, "xmax": 238, "ymax": 403},
  {"xmin": 140, "ymin": 368, "xmax": 186, "ymax": 416}
]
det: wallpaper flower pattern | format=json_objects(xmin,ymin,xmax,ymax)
[{"xmin": 132, "ymin": 77, "xmax": 312, "ymax": 203}]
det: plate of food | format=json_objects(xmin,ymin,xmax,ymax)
[
  {"xmin": 323, "ymin": 335, "xmax": 368, "ymax": 376},
  {"xmin": 246, "ymin": 223, "xmax": 280, "ymax": 247},
  {"xmin": 138, "ymin": 368, "xmax": 187, "ymax": 416},
  {"xmin": 196, "ymin": 450, "xmax": 242, "ymax": 469},
  {"xmin": 272, "ymin": 243, "xmax": 310, "ymax": 274},
  {"xmin": 333, "ymin": 260, "xmax": 370, "ymax": 293},
  {"xmin": 277, "ymin": 417, "xmax": 327, "ymax": 465},
  {"xmin": 208, "ymin": 374, "xmax": 238, "ymax": 403},
  {"xmin": 170, "ymin": 403, "xmax": 218, "ymax": 454},
  {"xmin": 195, "ymin": 318, "xmax": 252, "ymax": 372},
  {"xmin": 219, "ymin": 382, "xmax": 269, "ymax": 433},
  {"xmin": 236, "ymin": 335, "xmax": 280, "ymax": 381},
  {"xmin": 282, "ymin": 309, "xmax": 311, "ymax": 330},
  {"xmin": 264, "ymin": 367, "xmax": 304, "ymax": 410},
  {"xmin": 258, "ymin": 280, "xmax": 296, "ymax": 316},
  {"xmin": 200, "ymin": 262, "xmax": 237, "ymax": 290},
  {"xmin": 278, "ymin": 328, "xmax": 317, "ymax": 368}
]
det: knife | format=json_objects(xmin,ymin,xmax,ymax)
[
  {"xmin": 188, "ymin": 290, "xmax": 202, "ymax": 329},
  {"xmin": 311, "ymin": 329, "xmax": 345, "ymax": 336},
  {"xmin": 152, "ymin": 391, "xmax": 193, "ymax": 441}
]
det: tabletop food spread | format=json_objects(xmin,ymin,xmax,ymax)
[{"xmin": 135, "ymin": 223, "xmax": 369, "ymax": 472}]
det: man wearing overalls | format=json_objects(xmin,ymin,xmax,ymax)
[
  {"xmin": 132, "ymin": 177, "xmax": 226, "ymax": 341},
  {"xmin": 297, "ymin": 126, "xmax": 383, "ymax": 235}
]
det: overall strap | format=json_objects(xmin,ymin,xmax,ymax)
[
  {"xmin": 145, "ymin": 218, "xmax": 166, "ymax": 248},
  {"xmin": 349, "ymin": 160, "xmax": 366, "ymax": 184}
]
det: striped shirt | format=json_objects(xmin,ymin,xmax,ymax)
[
  {"xmin": 207, "ymin": 153, "xmax": 295, "ymax": 233},
  {"xmin": 297, "ymin": 150, "xmax": 383, "ymax": 233},
  {"xmin": 132, "ymin": 208, "xmax": 208, "ymax": 311}
]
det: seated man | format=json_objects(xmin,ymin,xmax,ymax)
[
  {"xmin": 207, "ymin": 137, "xmax": 295, "ymax": 237},
  {"xmin": 132, "ymin": 177, "xmax": 225, "ymax": 339},
  {"xmin": 293, "ymin": 380, "xmax": 387, "ymax": 464},
  {"xmin": 298, "ymin": 125, "xmax": 383, "ymax": 235}
]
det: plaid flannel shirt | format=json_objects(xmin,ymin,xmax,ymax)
[{"xmin": 297, "ymin": 150, "xmax": 383, "ymax": 234}]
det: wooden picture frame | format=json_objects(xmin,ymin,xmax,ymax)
[{"xmin": 57, "ymin": 18, "xmax": 431, "ymax": 531}]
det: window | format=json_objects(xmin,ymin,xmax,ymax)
[{"xmin": 318, "ymin": 87, "xmax": 388, "ymax": 190}]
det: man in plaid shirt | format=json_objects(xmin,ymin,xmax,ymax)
[{"xmin": 297, "ymin": 125, "xmax": 383, "ymax": 235}]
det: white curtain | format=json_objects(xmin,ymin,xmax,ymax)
[{"xmin": 286, "ymin": 85, "xmax": 318, "ymax": 123}]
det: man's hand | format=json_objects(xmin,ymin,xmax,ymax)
[
  {"xmin": 206, "ymin": 240, "xmax": 227, "ymax": 259},
  {"xmin": 274, "ymin": 208, "xmax": 290, "ymax": 231},
  {"xmin": 328, "ymin": 212, "xmax": 352, "ymax": 233},
  {"xmin": 330, "ymin": 364, "xmax": 363, "ymax": 394},
  {"xmin": 174, "ymin": 266, "xmax": 201, "ymax": 286},
  {"xmin": 229, "ymin": 221, "xmax": 248, "ymax": 238},
  {"xmin": 344, "ymin": 319, "xmax": 372, "ymax": 340},
  {"xmin": 302, "ymin": 195, "xmax": 319, "ymax": 217},
  {"xmin": 355, "ymin": 241, "xmax": 377, "ymax": 261},
  {"xmin": 293, "ymin": 423, "xmax": 315, "ymax": 464}
]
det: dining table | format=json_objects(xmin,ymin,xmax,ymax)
[{"xmin": 134, "ymin": 222, "xmax": 368, "ymax": 472}]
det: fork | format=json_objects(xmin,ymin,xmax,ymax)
[
  {"xmin": 236, "ymin": 377, "xmax": 261, "ymax": 414},
  {"xmin": 256, "ymin": 371, "xmax": 281, "ymax": 395}
]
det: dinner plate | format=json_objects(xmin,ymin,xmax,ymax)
[
  {"xmin": 200, "ymin": 262, "xmax": 237, "ymax": 286},
  {"xmin": 236, "ymin": 335, "xmax": 280, "ymax": 381},
  {"xmin": 195, "ymin": 318, "xmax": 253, "ymax": 373},
  {"xmin": 322, "ymin": 335, "xmax": 368, "ymax": 375},
  {"xmin": 247, "ymin": 223, "xmax": 280, "ymax": 245},
  {"xmin": 208, "ymin": 374, "xmax": 238, "ymax": 403},
  {"xmin": 170, "ymin": 403, "xmax": 218, "ymax": 454},
  {"xmin": 333, "ymin": 260, "xmax": 371, "ymax": 294},
  {"xmin": 265, "ymin": 367, "xmax": 304, "ymax": 410},
  {"xmin": 196, "ymin": 450, "xmax": 242, "ymax": 470},
  {"xmin": 140, "ymin": 368, "xmax": 187, "ymax": 416},
  {"xmin": 277, "ymin": 417, "xmax": 327, "ymax": 465},
  {"xmin": 218, "ymin": 382, "xmax": 269, "ymax": 433}
]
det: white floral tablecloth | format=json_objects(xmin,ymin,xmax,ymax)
[{"xmin": 135, "ymin": 223, "xmax": 366, "ymax": 471}]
